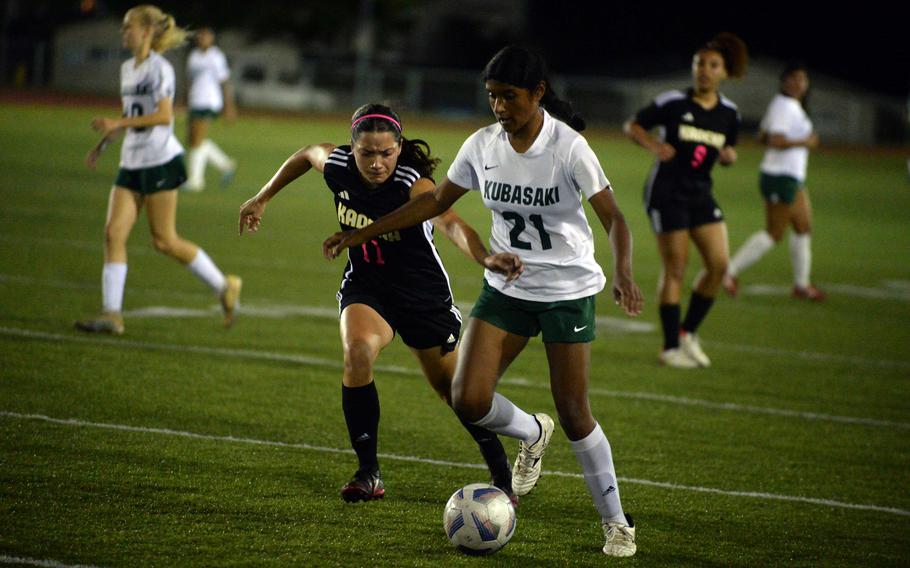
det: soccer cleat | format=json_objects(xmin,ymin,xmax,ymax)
[
  {"xmin": 679, "ymin": 331, "xmax": 711, "ymax": 367},
  {"xmin": 220, "ymin": 275, "xmax": 242, "ymax": 328},
  {"xmin": 340, "ymin": 469, "xmax": 385, "ymax": 503},
  {"xmin": 492, "ymin": 476, "xmax": 519, "ymax": 509},
  {"xmin": 602, "ymin": 513, "xmax": 636, "ymax": 557},
  {"xmin": 792, "ymin": 284, "xmax": 826, "ymax": 302},
  {"xmin": 658, "ymin": 347, "xmax": 699, "ymax": 369},
  {"xmin": 722, "ymin": 274, "xmax": 738, "ymax": 297},
  {"xmin": 180, "ymin": 180, "xmax": 204, "ymax": 193},
  {"xmin": 74, "ymin": 311, "xmax": 124, "ymax": 335},
  {"xmin": 220, "ymin": 161, "xmax": 237, "ymax": 188},
  {"xmin": 511, "ymin": 413, "xmax": 555, "ymax": 496}
]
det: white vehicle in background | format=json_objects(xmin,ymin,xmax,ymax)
[{"xmin": 228, "ymin": 40, "xmax": 334, "ymax": 112}]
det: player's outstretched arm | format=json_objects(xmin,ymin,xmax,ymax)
[
  {"xmin": 239, "ymin": 143, "xmax": 334, "ymax": 235},
  {"xmin": 322, "ymin": 176, "xmax": 463, "ymax": 260},
  {"xmin": 589, "ymin": 188, "xmax": 643, "ymax": 317},
  {"xmin": 421, "ymin": 179, "xmax": 524, "ymax": 282}
]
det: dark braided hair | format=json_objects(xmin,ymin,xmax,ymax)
[
  {"xmin": 350, "ymin": 103, "xmax": 440, "ymax": 178},
  {"xmin": 482, "ymin": 45, "xmax": 586, "ymax": 132}
]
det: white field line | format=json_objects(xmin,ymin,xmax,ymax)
[
  {"xmin": 0, "ymin": 555, "xmax": 103, "ymax": 568},
  {"xmin": 2, "ymin": 410, "xmax": 908, "ymax": 519},
  {"xmin": 0, "ymin": 272, "xmax": 654, "ymax": 333},
  {"xmin": 11, "ymin": 271, "xmax": 910, "ymax": 351},
  {"xmin": 743, "ymin": 283, "xmax": 910, "ymax": 302},
  {"xmin": 2, "ymin": 326, "xmax": 908, "ymax": 431}
]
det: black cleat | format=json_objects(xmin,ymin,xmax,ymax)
[
  {"xmin": 493, "ymin": 477, "xmax": 519, "ymax": 509},
  {"xmin": 340, "ymin": 469, "xmax": 385, "ymax": 503}
]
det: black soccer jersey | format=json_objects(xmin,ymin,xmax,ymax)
[
  {"xmin": 635, "ymin": 88, "xmax": 740, "ymax": 204},
  {"xmin": 324, "ymin": 145, "xmax": 453, "ymax": 310}
]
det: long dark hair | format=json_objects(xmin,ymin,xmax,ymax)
[
  {"xmin": 482, "ymin": 45, "xmax": 586, "ymax": 132},
  {"xmin": 350, "ymin": 103, "xmax": 440, "ymax": 178}
]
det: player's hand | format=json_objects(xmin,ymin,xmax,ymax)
[
  {"xmin": 91, "ymin": 117, "xmax": 119, "ymax": 137},
  {"xmin": 719, "ymin": 146, "xmax": 737, "ymax": 166},
  {"xmin": 323, "ymin": 230, "xmax": 364, "ymax": 260},
  {"xmin": 85, "ymin": 147, "xmax": 101, "ymax": 170},
  {"xmin": 483, "ymin": 253, "xmax": 524, "ymax": 282},
  {"xmin": 652, "ymin": 142, "xmax": 675, "ymax": 162},
  {"xmin": 238, "ymin": 196, "xmax": 266, "ymax": 235},
  {"xmin": 806, "ymin": 132, "xmax": 820, "ymax": 149},
  {"xmin": 612, "ymin": 273, "xmax": 643, "ymax": 317}
]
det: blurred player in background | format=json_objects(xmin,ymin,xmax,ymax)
[
  {"xmin": 625, "ymin": 33, "xmax": 748, "ymax": 368},
  {"xmin": 182, "ymin": 26, "xmax": 237, "ymax": 192},
  {"xmin": 323, "ymin": 46, "xmax": 643, "ymax": 558},
  {"xmin": 77, "ymin": 5, "xmax": 241, "ymax": 335},
  {"xmin": 724, "ymin": 63, "xmax": 825, "ymax": 301},
  {"xmin": 238, "ymin": 103, "xmax": 520, "ymax": 505}
]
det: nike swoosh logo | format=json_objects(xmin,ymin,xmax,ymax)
[
  {"xmin": 574, "ymin": 325, "xmax": 588, "ymax": 332},
  {"xmin": 484, "ymin": 164, "xmax": 499, "ymax": 170}
]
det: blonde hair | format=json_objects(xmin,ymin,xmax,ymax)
[{"xmin": 126, "ymin": 4, "xmax": 187, "ymax": 53}]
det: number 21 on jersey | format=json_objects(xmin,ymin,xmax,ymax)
[{"xmin": 502, "ymin": 211, "xmax": 552, "ymax": 250}]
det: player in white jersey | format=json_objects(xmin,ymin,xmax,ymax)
[
  {"xmin": 323, "ymin": 46, "xmax": 643, "ymax": 557},
  {"xmin": 76, "ymin": 5, "xmax": 240, "ymax": 336},
  {"xmin": 182, "ymin": 27, "xmax": 237, "ymax": 192},
  {"xmin": 724, "ymin": 64, "xmax": 825, "ymax": 301}
]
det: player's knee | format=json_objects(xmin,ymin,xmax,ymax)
[
  {"xmin": 768, "ymin": 227, "xmax": 786, "ymax": 242},
  {"xmin": 151, "ymin": 235, "xmax": 176, "ymax": 255},
  {"xmin": 104, "ymin": 223, "xmax": 128, "ymax": 246},
  {"xmin": 707, "ymin": 257, "xmax": 728, "ymax": 278},
  {"xmin": 451, "ymin": 388, "xmax": 490, "ymax": 423},
  {"xmin": 343, "ymin": 339, "xmax": 377, "ymax": 376},
  {"xmin": 664, "ymin": 263, "xmax": 686, "ymax": 283},
  {"xmin": 554, "ymin": 398, "xmax": 593, "ymax": 439}
]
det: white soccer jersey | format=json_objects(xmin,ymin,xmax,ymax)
[
  {"xmin": 119, "ymin": 51, "xmax": 183, "ymax": 169},
  {"xmin": 187, "ymin": 46, "xmax": 230, "ymax": 111},
  {"xmin": 447, "ymin": 110, "xmax": 610, "ymax": 302},
  {"xmin": 759, "ymin": 94, "xmax": 813, "ymax": 182}
]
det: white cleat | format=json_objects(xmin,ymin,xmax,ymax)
[
  {"xmin": 74, "ymin": 311, "xmax": 124, "ymax": 335},
  {"xmin": 658, "ymin": 347, "xmax": 699, "ymax": 369},
  {"xmin": 511, "ymin": 413, "xmax": 555, "ymax": 496},
  {"xmin": 679, "ymin": 332, "xmax": 711, "ymax": 367},
  {"xmin": 220, "ymin": 275, "xmax": 242, "ymax": 328},
  {"xmin": 602, "ymin": 514, "xmax": 636, "ymax": 557}
]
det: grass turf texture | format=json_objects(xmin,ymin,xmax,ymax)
[{"xmin": 0, "ymin": 102, "xmax": 908, "ymax": 566}]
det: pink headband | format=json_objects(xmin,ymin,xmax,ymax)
[{"xmin": 351, "ymin": 113, "xmax": 402, "ymax": 132}]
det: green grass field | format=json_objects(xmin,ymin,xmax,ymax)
[{"xmin": 1, "ymin": 101, "xmax": 908, "ymax": 567}]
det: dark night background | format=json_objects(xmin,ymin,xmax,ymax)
[{"xmin": 4, "ymin": 0, "xmax": 908, "ymax": 98}]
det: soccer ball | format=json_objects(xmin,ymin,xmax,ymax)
[{"xmin": 442, "ymin": 483, "xmax": 516, "ymax": 555}]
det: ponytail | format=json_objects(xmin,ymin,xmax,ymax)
[
  {"xmin": 399, "ymin": 138, "xmax": 440, "ymax": 178},
  {"xmin": 483, "ymin": 45, "xmax": 585, "ymax": 132},
  {"xmin": 541, "ymin": 87, "xmax": 586, "ymax": 132},
  {"xmin": 126, "ymin": 5, "xmax": 188, "ymax": 54}
]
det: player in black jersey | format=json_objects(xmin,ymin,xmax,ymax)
[
  {"xmin": 625, "ymin": 33, "xmax": 748, "ymax": 369},
  {"xmin": 238, "ymin": 103, "xmax": 523, "ymax": 504}
]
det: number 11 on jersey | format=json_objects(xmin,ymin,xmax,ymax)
[{"xmin": 361, "ymin": 239, "xmax": 385, "ymax": 264}]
